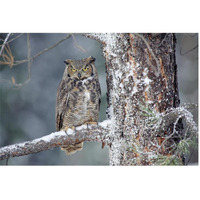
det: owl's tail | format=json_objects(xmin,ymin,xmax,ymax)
[{"xmin": 61, "ymin": 142, "xmax": 84, "ymax": 155}]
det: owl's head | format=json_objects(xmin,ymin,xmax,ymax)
[{"xmin": 63, "ymin": 56, "xmax": 96, "ymax": 80}]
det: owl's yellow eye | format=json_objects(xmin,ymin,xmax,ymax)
[
  {"xmin": 71, "ymin": 67, "xmax": 77, "ymax": 72},
  {"xmin": 82, "ymin": 66, "xmax": 89, "ymax": 71}
]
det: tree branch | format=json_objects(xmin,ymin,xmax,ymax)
[
  {"xmin": 84, "ymin": 33, "xmax": 106, "ymax": 44},
  {"xmin": 0, "ymin": 120, "xmax": 112, "ymax": 160},
  {"xmin": 180, "ymin": 45, "xmax": 198, "ymax": 55},
  {"xmin": 14, "ymin": 34, "xmax": 72, "ymax": 66},
  {"xmin": 11, "ymin": 34, "xmax": 32, "ymax": 87},
  {"xmin": 72, "ymin": 34, "xmax": 87, "ymax": 52},
  {"xmin": 161, "ymin": 106, "xmax": 198, "ymax": 136},
  {"xmin": 0, "ymin": 34, "xmax": 72, "ymax": 87},
  {"xmin": 0, "ymin": 33, "xmax": 11, "ymax": 56},
  {"xmin": 0, "ymin": 33, "xmax": 23, "ymax": 47}
]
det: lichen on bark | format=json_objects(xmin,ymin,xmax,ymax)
[{"xmin": 87, "ymin": 33, "xmax": 195, "ymax": 166}]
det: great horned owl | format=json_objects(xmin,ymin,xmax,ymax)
[{"xmin": 56, "ymin": 56, "xmax": 101, "ymax": 155}]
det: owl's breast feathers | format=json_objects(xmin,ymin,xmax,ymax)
[{"xmin": 56, "ymin": 76, "xmax": 101, "ymax": 131}]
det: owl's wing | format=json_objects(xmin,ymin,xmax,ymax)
[{"xmin": 56, "ymin": 80, "xmax": 69, "ymax": 131}]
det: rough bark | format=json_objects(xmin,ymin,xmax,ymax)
[{"xmin": 86, "ymin": 33, "xmax": 184, "ymax": 165}]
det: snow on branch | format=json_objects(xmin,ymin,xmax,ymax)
[
  {"xmin": 161, "ymin": 105, "xmax": 198, "ymax": 136},
  {"xmin": 85, "ymin": 33, "xmax": 118, "ymax": 46},
  {"xmin": 0, "ymin": 120, "xmax": 112, "ymax": 161}
]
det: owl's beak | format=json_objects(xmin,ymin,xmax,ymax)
[{"xmin": 78, "ymin": 72, "xmax": 81, "ymax": 79}]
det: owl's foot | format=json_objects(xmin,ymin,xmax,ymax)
[{"xmin": 60, "ymin": 126, "xmax": 82, "ymax": 155}]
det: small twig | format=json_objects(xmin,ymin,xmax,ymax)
[
  {"xmin": 0, "ymin": 43, "xmax": 14, "ymax": 68},
  {"xmin": 159, "ymin": 115, "xmax": 183, "ymax": 150},
  {"xmin": 0, "ymin": 33, "xmax": 11, "ymax": 56},
  {"xmin": 183, "ymin": 127, "xmax": 189, "ymax": 140},
  {"xmin": 1, "ymin": 34, "xmax": 72, "ymax": 87},
  {"xmin": 0, "ymin": 33, "xmax": 24, "ymax": 47},
  {"xmin": 22, "ymin": 33, "xmax": 32, "ymax": 85},
  {"xmin": 180, "ymin": 45, "xmax": 198, "ymax": 55},
  {"xmin": 10, "ymin": 33, "xmax": 33, "ymax": 88},
  {"xmin": 133, "ymin": 33, "xmax": 160, "ymax": 77},
  {"xmin": 0, "ymin": 35, "xmax": 32, "ymax": 88},
  {"xmin": 27, "ymin": 33, "xmax": 31, "ymax": 76},
  {"xmin": 0, "ymin": 79, "xmax": 12, "ymax": 84},
  {"xmin": 7, "ymin": 33, "xmax": 24, "ymax": 44},
  {"xmin": 183, "ymin": 103, "xmax": 198, "ymax": 111},
  {"xmin": 183, "ymin": 33, "xmax": 197, "ymax": 38},
  {"xmin": 14, "ymin": 34, "xmax": 72, "ymax": 66},
  {"xmin": 161, "ymin": 107, "xmax": 198, "ymax": 136},
  {"xmin": 157, "ymin": 34, "xmax": 168, "ymax": 47},
  {"xmin": 72, "ymin": 34, "xmax": 86, "ymax": 52}
]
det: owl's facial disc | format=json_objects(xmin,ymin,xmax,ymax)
[{"xmin": 65, "ymin": 59, "xmax": 94, "ymax": 80}]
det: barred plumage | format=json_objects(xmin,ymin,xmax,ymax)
[{"xmin": 56, "ymin": 56, "xmax": 101, "ymax": 155}]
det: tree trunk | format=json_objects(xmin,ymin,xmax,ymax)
[{"xmin": 87, "ymin": 33, "xmax": 183, "ymax": 165}]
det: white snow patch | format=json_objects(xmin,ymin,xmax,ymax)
[
  {"xmin": 115, "ymin": 69, "xmax": 123, "ymax": 80},
  {"xmin": 123, "ymin": 61, "xmax": 141, "ymax": 95},
  {"xmin": 142, "ymin": 68, "xmax": 152, "ymax": 87},
  {"xmin": 76, "ymin": 124, "xmax": 87, "ymax": 131},
  {"xmin": 132, "ymin": 86, "xmax": 138, "ymax": 94},
  {"xmin": 33, "ymin": 131, "xmax": 66, "ymax": 143},
  {"xmin": 119, "ymin": 82, "xmax": 123, "ymax": 89},
  {"xmin": 143, "ymin": 76, "xmax": 152, "ymax": 85},
  {"xmin": 112, "ymin": 72, "xmax": 118, "ymax": 90},
  {"xmin": 143, "ymin": 67, "xmax": 148, "ymax": 76},
  {"xmin": 146, "ymin": 100, "xmax": 154, "ymax": 104},
  {"xmin": 135, "ymin": 78, "xmax": 141, "ymax": 85},
  {"xmin": 111, "ymin": 52, "xmax": 118, "ymax": 57},
  {"xmin": 99, "ymin": 119, "xmax": 112, "ymax": 128},
  {"xmin": 67, "ymin": 128, "xmax": 74, "ymax": 135},
  {"xmin": 135, "ymin": 63, "xmax": 140, "ymax": 68},
  {"xmin": 89, "ymin": 33, "xmax": 118, "ymax": 51},
  {"xmin": 107, "ymin": 101, "xmax": 114, "ymax": 118}
]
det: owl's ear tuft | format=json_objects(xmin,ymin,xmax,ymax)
[
  {"xmin": 64, "ymin": 60, "xmax": 70, "ymax": 65},
  {"xmin": 88, "ymin": 56, "xmax": 96, "ymax": 64}
]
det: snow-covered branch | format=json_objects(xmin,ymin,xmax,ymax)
[
  {"xmin": 0, "ymin": 120, "xmax": 112, "ymax": 160},
  {"xmin": 161, "ymin": 106, "xmax": 198, "ymax": 136}
]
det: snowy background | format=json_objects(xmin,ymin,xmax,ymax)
[{"xmin": 0, "ymin": 33, "xmax": 198, "ymax": 165}]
